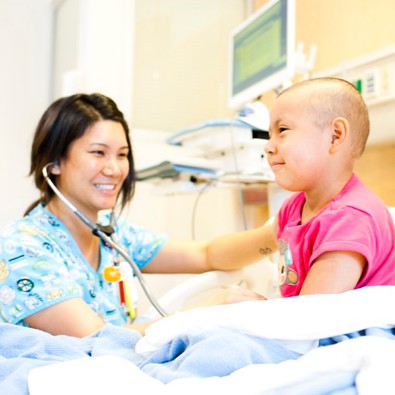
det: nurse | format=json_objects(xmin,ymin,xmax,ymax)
[{"xmin": 0, "ymin": 93, "xmax": 273, "ymax": 337}]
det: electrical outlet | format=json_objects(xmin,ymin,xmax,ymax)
[
  {"xmin": 380, "ymin": 61, "xmax": 395, "ymax": 99},
  {"xmin": 363, "ymin": 69, "xmax": 379, "ymax": 100}
]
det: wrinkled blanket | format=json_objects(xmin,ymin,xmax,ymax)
[
  {"xmin": 0, "ymin": 323, "xmax": 143, "ymax": 395},
  {"xmin": 1, "ymin": 286, "xmax": 395, "ymax": 394},
  {"xmin": 0, "ymin": 324, "xmax": 300, "ymax": 394}
]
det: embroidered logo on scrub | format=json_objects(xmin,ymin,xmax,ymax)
[
  {"xmin": 16, "ymin": 278, "xmax": 35, "ymax": 293},
  {"xmin": 278, "ymin": 239, "xmax": 298, "ymax": 286}
]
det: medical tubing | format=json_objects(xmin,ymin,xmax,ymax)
[
  {"xmin": 228, "ymin": 125, "xmax": 248, "ymax": 230},
  {"xmin": 42, "ymin": 164, "xmax": 168, "ymax": 318}
]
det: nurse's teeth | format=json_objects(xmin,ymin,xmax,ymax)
[{"xmin": 96, "ymin": 184, "xmax": 115, "ymax": 190}]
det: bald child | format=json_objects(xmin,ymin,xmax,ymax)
[{"xmin": 262, "ymin": 77, "xmax": 395, "ymax": 297}]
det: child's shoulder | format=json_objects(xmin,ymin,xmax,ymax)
[{"xmin": 336, "ymin": 174, "xmax": 388, "ymax": 215}]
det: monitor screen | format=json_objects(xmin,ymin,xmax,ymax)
[{"xmin": 228, "ymin": 0, "xmax": 295, "ymax": 109}]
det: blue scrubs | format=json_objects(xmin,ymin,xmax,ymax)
[{"xmin": 0, "ymin": 204, "xmax": 168, "ymax": 326}]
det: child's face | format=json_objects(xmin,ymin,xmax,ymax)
[{"xmin": 265, "ymin": 88, "xmax": 333, "ymax": 192}]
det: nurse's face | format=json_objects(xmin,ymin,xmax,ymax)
[{"xmin": 54, "ymin": 120, "xmax": 130, "ymax": 220}]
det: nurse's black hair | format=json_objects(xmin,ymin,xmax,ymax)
[{"xmin": 25, "ymin": 93, "xmax": 136, "ymax": 215}]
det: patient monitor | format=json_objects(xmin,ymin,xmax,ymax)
[{"xmin": 228, "ymin": 0, "xmax": 296, "ymax": 109}]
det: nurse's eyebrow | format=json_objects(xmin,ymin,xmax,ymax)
[{"xmin": 89, "ymin": 143, "xmax": 129, "ymax": 150}]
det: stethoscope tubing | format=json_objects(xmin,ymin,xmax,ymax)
[{"xmin": 42, "ymin": 163, "xmax": 168, "ymax": 317}]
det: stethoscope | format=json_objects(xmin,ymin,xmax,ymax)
[{"xmin": 42, "ymin": 163, "xmax": 168, "ymax": 318}]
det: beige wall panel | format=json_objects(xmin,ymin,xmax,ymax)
[
  {"xmin": 255, "ymin": 0, "xmax": 395, "ymax": 72},
  {"xmin": 354, "ymin": 143, "xmax": 395, "ymax": 207}
]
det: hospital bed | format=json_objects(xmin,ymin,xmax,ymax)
[
  {"xmin": 141, "ymin": 258, "xmax": 279, "ymax": 320},
  {"xmin": 4, "ymin": 208, "xmax": 395, "ymax": 395}
]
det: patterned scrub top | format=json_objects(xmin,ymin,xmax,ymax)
[{"xmin": 0, "ymin": 204, "xmax": 168, "ymax": 327}]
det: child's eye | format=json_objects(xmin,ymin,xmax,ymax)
[{"xmin": 279, "ymin": 127, "xmax": 288, "ymax": 133}]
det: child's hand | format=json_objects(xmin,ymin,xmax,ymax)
[
  {"xmin": 222, "ymin": 285, "xmax": 267, "ymax": 304},
  {"xmin": 126, "ymin": 320, "xmax": 158, "ymax": 336},
  {"xmin": 180, "ymin": 284, "xmax": 267, "ymax": 310}
]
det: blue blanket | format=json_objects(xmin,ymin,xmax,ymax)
[
  {"xmin": 139, "ymin": 327, "xmax": 300, "ymax": 382},
  {"xmin": 0, "ymin": 322, "xmax": 393, "ymax": 395},
  {"xmin": 0, "ymin": 323, "xmax": 300, "ymax": 394},
  {"xmin": 0, "ymin": 323, "xmax": 143, "ymax": 395}
]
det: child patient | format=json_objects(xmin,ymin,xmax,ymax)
[{"xmin": 228, "ymin": 77, "xmax": 395, "ymax": 302}]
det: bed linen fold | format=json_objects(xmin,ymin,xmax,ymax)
[
  {"xmin": 139, "ymin": 327, "xmax": 301, "ymax": 382},
  {"xmin": 0, "ymin": 323, "xmax": 143, "ymax": 395},
  {"xmin": 3, "ymin": 285, "xmax": 395, "ymax": 394},
  {"xmin": 137, "ymin": 285, "xmax": 395, "ymax": 355}
]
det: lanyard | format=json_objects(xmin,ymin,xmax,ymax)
[{"xmin": 103, "ymin": 253, "xmax": 137, "ymax": 320}]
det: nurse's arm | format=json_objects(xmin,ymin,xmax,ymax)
[
  {"xmin": 24, "ymin": 298, "xmax": 150, "ymax": 337},
  {"xmin": 145, "ymin": 215, "xmax": 278, "ymax": 274}
]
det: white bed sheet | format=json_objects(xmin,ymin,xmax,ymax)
[
  {"xmin": 29, "ymin": 286, "xmax": 395, "ymax": 395},
  {"xmin": 139, "ymin": 285, "xmax": 395, "ymax": 354}
]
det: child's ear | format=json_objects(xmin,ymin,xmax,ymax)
[{"xmin": 330, "ymin": 117, "xmax": 349, "ymax": 152}]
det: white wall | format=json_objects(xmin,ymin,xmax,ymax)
[
  {"xmin": 0, "ymin": 0, "xmax": 135, "ymax": 227},
  {"xmin": 53, "ymin": 0, "xmax": 134, "ymax": 119},
  {"xmin": 0, "ymin": 0, "xmax": 53, "ymax": 226}
]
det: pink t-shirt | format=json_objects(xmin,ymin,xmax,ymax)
[{"xmin": 277, "ymin": 174, "xmax": 395, "ymax": 297}]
